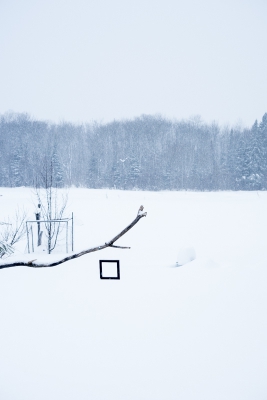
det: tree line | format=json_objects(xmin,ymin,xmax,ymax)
[{"xmin": 0, "ymin": 112, "xmax": 266, "ymax": 191}]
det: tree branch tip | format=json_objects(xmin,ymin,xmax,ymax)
[{"xmin": 137, "ymin": 205, "xmax": 147, "ymax": 217}]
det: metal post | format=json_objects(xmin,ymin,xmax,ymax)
[
  {"xmin": 26, "ymin": 222, "xmax": 30, "ymax": 254},
  {"xmin": 71, "ymin": 212, "xmax": 74, "ymax": 252},
  {"xmin": 36, "ymin": 213, "xmax": 41, "ymax": 246},
  {"xmin": 30, "ymin": 226, "xmax": 34, "ymax": 253},
  {"xmin": 66, "ymin": 221, "xmax": 68, "ymax": 253}
]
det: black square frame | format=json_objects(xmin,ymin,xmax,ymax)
[{"xmin": 99, "ymin": 260, "xmax": 120, "ymax": 280}]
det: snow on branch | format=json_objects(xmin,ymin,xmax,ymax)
[{"xmin": 0, "ymin": 206, "xmax": 147, "ymax": 270}]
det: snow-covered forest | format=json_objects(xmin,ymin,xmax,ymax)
[{"xmin": 1, "ymin": 112, "xmax": 267, "ymax": 191}]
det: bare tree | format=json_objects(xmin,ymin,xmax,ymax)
[{"xmin": 35, "ymin": 158, "xmax": 68, "ymax": 254}]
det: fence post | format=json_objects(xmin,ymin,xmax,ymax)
[
  {"xmin": 26, "ymin": 222, "xmax": 30, "ymax": 254},
  {"xmin": 71, "ymin": 213, "xmax": 74, "ymax": 252}
]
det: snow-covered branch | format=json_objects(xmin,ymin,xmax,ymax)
[{"xmin": 0, "ymin": 206, "xmax": 147, "ymax": 270}]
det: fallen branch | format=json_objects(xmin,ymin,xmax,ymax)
[{"xmin": 0, "ymin": 206, "xmax": 147, "ymax": 270}]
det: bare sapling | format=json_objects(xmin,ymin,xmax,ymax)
[{"xmin": 35, "ymin": 158, "xmax": 68, "ymax": 254}]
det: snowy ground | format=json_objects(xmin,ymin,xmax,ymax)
[{"xmin": 0, "ymin": 188, "xmax": 267, "ymax": 400}]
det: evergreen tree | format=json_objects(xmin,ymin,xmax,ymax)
[
  {"xmin": 235, "ymin": 135, "xmax": 251, "ymax": 190},
  {"xmin": 226, "ymin": 130, "xmax": 239, "ymax": 190},
  {"xmin": 10, "ymin": 148, "xmax": 23, "ymax": 187},
  {"xmin": 246, "ymin": 121, "xmax": 263, "ymax": 190},
  {"xmin": 258, "ymin": 113, "xmax": 267, "ymax": 189},
  {"xmin": 1, "ymin": 167, "xmax": 9, "ymax": 187},
  {"xmin": 128, "ymin": 156, "xmax": 141, "ymax": 188},
  {"xmin": 220, "ymin": 150, "xmax": 231, "ymax": 190},
  {"xmin": 87, "ymin": 154, "xmax": 98, "ymax": 188},
  {"xmin": 111, "ymin": 162, "xmax": 121, "ymax": 189},
  {"xmin": 52, "ymin": 147, "xmax": 64, "ymax": 187},
  {"xmin": 163, "ymin": 166, "xmax": 172, "ymax": 190}
]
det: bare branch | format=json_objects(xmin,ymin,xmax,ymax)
[
  {"xmin": 0, "ymin": 207, "xmax": 147, "ymax": 270},
  {"xmin": 9, "ymin": 208, "xmax": 28, "ymax": 245},
  {"xmin": 0, "ymin": 207, "xmax": 27, "ymax": 249},
  {"xmin": 107, "ymin": 244, "xmax": 131, "ymax": 249}
]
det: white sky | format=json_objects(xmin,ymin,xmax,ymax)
[{"xmin": 0, "ymin": 0, "xmax": 266, "ymax": 127}]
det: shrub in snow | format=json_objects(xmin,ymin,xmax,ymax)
[
  {"xmin": 0, "ymin": 241, "xmax": 14, "ymax": 259},
  {"xmin": 176, "ymin": 247, "xmax": 196, "ymax": 266}
]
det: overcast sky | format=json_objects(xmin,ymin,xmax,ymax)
[{"xmin": 0, "ymin": 0, "xmax": 266, "ymax": 127}]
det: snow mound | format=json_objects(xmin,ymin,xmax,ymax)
[{"xmin": 176, "ymin": 247, "xmax": 196, "ymax": 266}]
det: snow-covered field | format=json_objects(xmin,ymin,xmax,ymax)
[{"xmin": 0, "ymin": 188, "xmax": 267, "ymax": 400}]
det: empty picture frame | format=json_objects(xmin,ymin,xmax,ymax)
[{"xmin": 99, "ymin": 260, "xmax": 120, "ymax": 280}]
